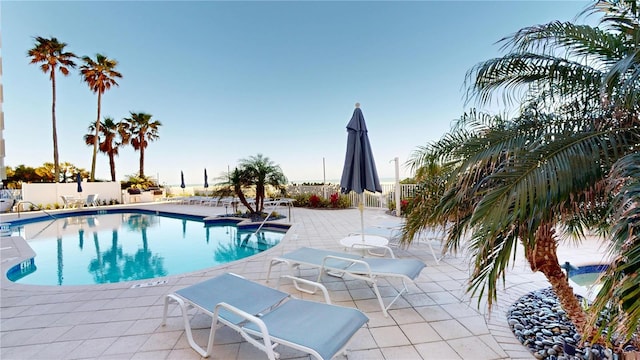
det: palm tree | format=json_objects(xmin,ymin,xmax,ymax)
[
  {"xmin": 405, "ymin": 0, "xmax": 639, "ymax": 343},
  {"xmin": 231, "ymin": 167, "xmax": 255, "ymax": 212},
  {"xmin": 84, "ymin": 117, "xmax": 129, "ymax": 181},
  {"xmin": 27, "ymin": 36, "xmax": 77, "ymax": 183},
  {"xmin": 80, "ymin": 54, "xmax": 122, "ymax": 181},
  {"xmin": 122, "ymin": 112, "xmax": 162, "ymax": 178},
  {"xmin": 238, "ymin": 154, "xmax": 287, "ymax": 213}
]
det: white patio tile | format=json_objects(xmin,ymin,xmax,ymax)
[
  {"xmin": 166, "ymin": 348, "xmax": 203, "ymax": 360},
  {"xmin": 381, "ymin": 345, "xmax": 423, "ymax": 359},
  {"xmin": 347, "ymin": 348, "xmax": 385, "ymax": 360},
  {"xmin": 123, "ymin": 319, "xmax": 163, "ymax": 336},
  {"xmin": 447, "ymin": 336, "xmax": 503, "ymax": 360},
  {"xmin": 430, "ymin": 319, "xmax": 473, "ymax": 340},
  {"xmin": 415, "ymin": 340, "xmax": 463, "ymax": 359},
  {"xmin": 66, "ymin": 337, "xmax": 118, "ymax": 359},
  {"xmin": 137, "ymin": 330, "xmax": 183, "ymax": 351},
  {"xmin": 347, "ymin": 328, "xmax": 377, "ymax": 350},
  {"xmin": 370, "ymin": 325, "xmax": 411, "ymax": 347},
  {"xmin": 400, "ymin": 322, "xmax": 442, "ymax": 344},
  {"xmin": 456, "ymin": 315, "xmax": 491, "ymax": 336},
  {"xmin": 388, "ymin": 307, "xmax": 424, "ymax": 325},
  {"xmin": 0, "ymin": 328, "xmax": 44, "ymax": 346},
  {"xmin": 428, "ymin": 290, "xmax": 462, "ymax": 304},
  {"xmin": 414, "ymin": 305, "xmax": 453, "ymax": 322},
  {"xmin": 32, "ymin": 339, "xmax": 84, "ymax": 359},
  {"xmin": 365, "ymin": 309, "xmax": 397, "ymax": 328},
  {"xmin": 129, "ymin": 350, "xmax": 170, "ymax": 360},
  {"xmin": 90, "ymin": 320, "xmax": 136, "ymax": 339},
  {"xmin": 101, "ymin": 334, "xmax": 150, "ymax": 355},
  {"xmin": 57, "ymin": 323, "xmax": 105, "ymax": 341},
  {"xmin": 0, "ymin": 343, "xmax": 49, "ymax": 360}
]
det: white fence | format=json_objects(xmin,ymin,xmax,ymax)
[
  {"xmin": 286, "ymin": 183, "xmax": 419, "ymax": 209},
  {"xmin": 8, "ymin": 183, "xmax": 419, "ymax": 210},
  {"xmin": 20, "ymin": 182, "xmax": 122, "ymax": 208}
]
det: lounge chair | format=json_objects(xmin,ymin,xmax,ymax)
[
  {"xmin": 267, "ymin": 247, "xmax": 426, "ymax": 317},
  {"xmin": 60, "ymin": 195, "xmax": 83, "ymax": 209},
  {"xmin": 85, "ymin": 194, "xmax": 99, "ymax": 207},
  {"xmin": 162, "ymin": 272, "xmax": 368, "ymax": 359},
  {"xmin": 60, "ymin": 195, "xmax": 73, "ymax": 209}
]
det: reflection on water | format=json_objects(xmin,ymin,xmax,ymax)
[
  {"xmin": 10, "ymin": 213, "xmax": 284, "ymax": 286},
  {"xmin": 213, "ymin": 229, "xmax": 279, "ymax": 263}
]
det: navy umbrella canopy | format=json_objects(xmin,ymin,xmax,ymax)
[
  {"xmin": 180, "ymin": 171, "xmax": 186, "ymax": 189},
  {"xmin": 339, "ymin": 103, "xmax": 381, "ymax": 240},
  {"xmin": 340, "ymin": 103, "xmax": 381, "ymax": 194},
  {"xmin": 76, "ymin": 173, "xmax": 83, "ymax": 193},
  {"xmin": 204, "ymin": 168, "xmax": 209, "ymax": 189}
]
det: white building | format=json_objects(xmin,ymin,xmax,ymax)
[{"xmin": 0, "ymin": 32, "xmax": 5, "ymax": 183}]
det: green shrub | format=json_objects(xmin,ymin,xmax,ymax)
[{"xmin": 292, "ymin": 193, "xmax": 350, "ymax": 209}]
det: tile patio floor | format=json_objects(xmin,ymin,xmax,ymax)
[{"xmin": 1, "ymin": 203, "xmax": 610, "ymax": 359}]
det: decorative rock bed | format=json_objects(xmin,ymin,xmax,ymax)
[{"xmin": 507, "ymin": 288, "xmax": 638, "ymax": 360}]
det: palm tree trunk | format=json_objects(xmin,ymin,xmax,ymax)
[
  {"xmin": 139, "ymin": 134, "xmax": 145, "ymax": 177},
  {"xmin": 51, "ymin": 71, "xmax": 60, "ymax": 183},
  {"xmin": 257, "ymin": 184, "xmax": 265, "ymax": 212},
  {"xmin": 90, "ymin": 92, "xmax": 102, "ymax": 181},
  {"xmin": 108, "ymin": 153, "xmax": 116, "ymax": 181},
  {"xmin": 524, "ymin": 223, "xmax": 587, "ymax": 331},
  {"xmin": 234, "ymin": 185, "xmax": 255, "ymax": 213}
]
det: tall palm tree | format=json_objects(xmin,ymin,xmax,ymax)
[
  {"xmin": 27, "ymin": 36, "xmax": 77, "ymax": 183},
  {"xmin": 238, "ymin": 154, "xmax": 287, "ymax": 213},
  {"xmin": 84, "ymin": 117, "xmax": 129, "ymax": 181},
  {"xmin": 405, "ymin": 0, "xmax": 639, "ymax": 342},
  {"xmin": 122, "ymin": 112, "xmax": 162, "ymax": 178},
  {"xmin": 80, "ymin": 54, "xmax": 122, "ymax": 181}
]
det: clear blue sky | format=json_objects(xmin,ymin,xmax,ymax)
[{"xmin": 2, "ymin": 0, "xmax": 591, "ymax": 185}]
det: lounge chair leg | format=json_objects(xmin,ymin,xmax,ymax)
[
  {"xmin": 426, "ymin": 241, "xmax": 441, "ymax": 264},
  {"xmin": 164, "ymin": 294, "xmax": 209, "ymax": 357},
  {"xmin": 266, "ymin": 259, "xmax": 279, "ymax": 282},
  {"xmin": 370, "ymin": 282, "xmax": 389, "ymax": 317}
]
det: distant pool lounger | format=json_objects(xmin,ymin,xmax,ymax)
[
  {"xmin": 162, "ymin": 272, "xmax": 368, "ymax": 359},
  {"xmin": 267, "ymin": 247, "xmax": 426, "ymax": 317}
]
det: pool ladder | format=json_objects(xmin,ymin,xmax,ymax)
[{"xmin": 14, "ymin": 201, "xmax": 57, "ymax": 220}]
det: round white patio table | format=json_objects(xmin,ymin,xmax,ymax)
[{"xmin": 339, "ymin": 234, "xmax": 390, "ymax": 256}]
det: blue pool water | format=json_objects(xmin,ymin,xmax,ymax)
[
  {"xmin": 568, "ymin": 264, "xmax": 609, "ymax": 287},
  {"xmin": 5, "ymin": 210, "xmax": 287, "ymax": 286}
]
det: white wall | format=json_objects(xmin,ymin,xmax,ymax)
[{"xmin": 22, "ymin": 182, "xmax": 122, "ymax": 206}]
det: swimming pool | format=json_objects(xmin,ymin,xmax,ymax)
[
  {"xmin": 4, "ymin": 210, "xmax": 287, "ymax": 286},
  {"xmin": 569, "ymin": 264, "xmax": 609, "ymax": 287}
]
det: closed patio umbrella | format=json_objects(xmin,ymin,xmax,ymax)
[
  {"xmin": 204, "ymin": 168, "xmax": 209, "ymax": 195},
  {"xmin": 76, "ymin": 173, "xmax": 83, "ymax": 193},
  {"xmin": 339, "ymin": 103, "xmax": 382, "ymax": 242},
  {"xmin": 180, "ymin": 171, "xmax": 186, "ymax": 195}
]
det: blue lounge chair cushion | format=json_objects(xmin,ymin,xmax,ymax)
[
  {"xmin": 175, "ymin": 273, "xmax": 289, "ymax": 324},
  {"xmin": 282, "ymin": 247, "xmax": 425, "ymax": 278},
  {"xmin": 244, "ymin": 299, "xmax": 368, "ymax": 360}
]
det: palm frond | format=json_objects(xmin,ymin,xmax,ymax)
[
  {"xmin": 589, "ymin": 152, "xmax": 640, "ymax": 342},
  {"xmin": 501, "ymin": 21, "xmax": 626, "ymax": 66},
  {"xmin": 466, "ymin": 53, "xmax": 604, "ymax": 108}
]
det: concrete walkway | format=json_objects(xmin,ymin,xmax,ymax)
[{"xmin": 0, "ymin": 204, "xmax": 609, "ymax": 359}]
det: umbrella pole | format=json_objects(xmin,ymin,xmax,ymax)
[{"xmin": 360, "ymin": 192, "xmax": 365, "ymax": 243}]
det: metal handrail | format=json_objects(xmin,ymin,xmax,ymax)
[
  {"xmin": 14, "ymin": 201, "xmax": 57, "ymax": 220},
  {"xmin": 253, "ymin": 199, "xmax": 293, "ymax": 234}
]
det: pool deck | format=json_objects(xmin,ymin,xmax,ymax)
[{"xmin": 0, "ymin": 204, "xmax": 611, "ymax": 360}]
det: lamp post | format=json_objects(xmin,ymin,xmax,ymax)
[
  {"xmin": 394, "ymin": 157, "xmax": 401, "ymax": 216},
  {"xmin": 322, "ymin": 157, "xmax": 327, "ymax": 198}
]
